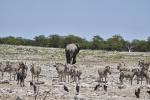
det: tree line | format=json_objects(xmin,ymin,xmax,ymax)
[{"xmin": 0, "ymin": 34, "xmax": 150, "ymax": 52}]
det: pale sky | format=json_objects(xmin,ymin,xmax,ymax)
[{"xmin": 0, "ymin": 0, "xmax": 150, "ymax": 41}]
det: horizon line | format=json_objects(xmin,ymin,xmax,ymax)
[{"xmin": 0, "ymin": 33, "xmax": 149, "ymax": 42}]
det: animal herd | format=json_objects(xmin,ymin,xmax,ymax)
[
  {"xmin": 54, "ymin": 63, "xmax": 82, "ymax": 83},
  {"xmin": 118, "ymin": 60, "xmax": 150, "ymax": 85},
  {"xmin": 0, "ymin": 43, "xmax": 150, "ymax": 99},
  {"xmin": 0, "ymin": 61, "xmax": 41, "ymax": 87}
]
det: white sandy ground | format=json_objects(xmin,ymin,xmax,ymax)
[{"xmin": 0, "ymin": 44, "xmax": 150, "ymax": 100}]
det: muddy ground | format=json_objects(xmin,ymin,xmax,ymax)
[{"xmin": 0, "ymin": 44, "xmax": 150, "ymax": 100}]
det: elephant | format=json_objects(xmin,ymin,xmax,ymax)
[{"xmin": 65, "ymin": 43, "xmax": 80, "ymax": 64}]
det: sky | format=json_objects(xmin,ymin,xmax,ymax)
[{"xmin": 0, "ymin": 0, "xmax": 150, "ymax": 41}]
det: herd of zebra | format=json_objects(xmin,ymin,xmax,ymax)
[
  {"xmin": 53, "ymin": 59, "xmax": 150, "ymax": 86},
  {"xmin": 0, "ymin": 61, "xmax": 41, "ymax": 87},
  {"xmin": 0, "ymin": 43, "xmax": 150, "ymax": 99},
  {"xmin": 118, "ymin": 60, "xmax": 150, "ymax": 85}
]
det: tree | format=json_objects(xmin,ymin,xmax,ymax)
[
  {"xmin": 147, "ymin": 37, "xmax": 150, "ymax": 43},
  {"xmin": 0, "ymin": 34, "xmax": 149, "ymax": 52},
  {"xmin": 131, "ymin": 39, "xmax": 148, "ymax": 52},
  {"xmin": 106, "ymin": 35, "xmax": 125, "ymax": 51},
  {"xmin": 34, "ymin": 35, "xmax": 48, "ymax": 46},
  {"xmin": 48, "ymin": 34, "xmax": 63, "ymax": 48},
  {"xmin": 124, "ymin": 41, "xmax": 133, "ymax": 52},
  {"xmin": 90, "ymin": 35, "xmax": 104, "ymax": 50},
  {"xmin": 147, "ymin": 37, "xmax": 150, "ymax": 51}
]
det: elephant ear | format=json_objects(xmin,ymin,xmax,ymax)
[{"xmin": 75, "ymin": 43, "xmax": 80, "ymax": 52}]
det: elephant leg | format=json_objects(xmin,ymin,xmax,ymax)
[
  {"xmin": 72, "ymin": 54, "xmax": 77, "ymax": 64},
  {"xmin": 66, "ymin": 51, "xmax": 71, "ymax": 64},
  {"xmin": 69, "ymin": 51, "xmax": 74, "ymax": 64}
]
